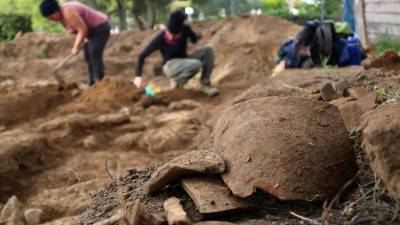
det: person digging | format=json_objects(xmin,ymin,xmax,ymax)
[
  {"xmin": 133, "ymin": 10, "xmax": 219, "ymax": 97},
  {"xmin": 39, "ymin": 0, "xmax": 111, "ymax": 86}
]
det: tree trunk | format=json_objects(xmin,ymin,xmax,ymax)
[
  {"xmin": 132, "ymin": 1, "xmax": 145, "ymax": 30},
  {"xmin": 145, "ymin": 0, "xmax": 156, "ymax": 29},
  {"xmin": 117, "ymin": 0, "xmax": 127, "ymax": 31}
]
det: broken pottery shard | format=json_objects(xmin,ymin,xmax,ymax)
[
  {"xmin": 320, "ymin": 83, "xmax": 338, "ymax": 101},
  {"xmin": 0, "ymin": 196, "xmax": 25, "ymax": 225},
  {"xmin": 144, "ymin": 150, "xmax": 225, "ymax": 194},
  {"xmin": 181, "ymin": 176, "xmax": 253, "ymax": 214},
  {"xmin": 24, "ymin": 208, "xmax": 43, "ymax": 225},
  {"xmin": 358, "ymin": 101, "xmax": 400, "ymax": 199},
  {"xmin": 212, "ymin": 96, "xmax": 357, "ymax": 201},
  {"xmin": 163, "ymin": 197, "xmax": 191, "ymax": 225},
  {"xmin": 125, "ymin": 200, "xmax": 164, "ymax": 225}
]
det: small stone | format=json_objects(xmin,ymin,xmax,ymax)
[
  {"xmin": 163, "ymin": 197, "xmax": 191, "ymax": 225},
  {"xmin": 71, "ymin": 89, "xmax": 81, "ymax": 97},
  {"xmin": 82, "ymin": 135, "xmax": 98, "ymax": 149},
  {"xmin": 24, "ymin": 208, "xmax": 42, "ymax": 225},
  {"xmin": 119, "ymin": 107, "xmax": 131, "ymax": 116}
]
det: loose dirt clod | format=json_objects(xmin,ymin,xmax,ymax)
[
  {"xmin": 163, "ymin": 197, "xmax": 192, "ymax": 225},
  {"xmin": 363, "ymin": 50, "xmax": 400, "ymax": 71},
  {"xmin": 74, "ymin": 167, "xmax": 197, "ymax": 225},
  {"xmin": 212, "ymin": 96, "xmax": 357, "ymax": 200},
  {"xmin": 181, "ymin": 176, "xmax": 253, "ymax": 214},
  {"xmin": 348, "ymin": 87, "xmax": 370, "ymax": 99},
  {"xmin": 320, "ymin": 83, "xmax": 338, "ymax": 101},
  {"xmin": 358, "ymin": 101, "xmax": 400, "ymax": 199},
  {"xmin": 144, "ymin": 151, "xmax": 225, "ymax": 194}
]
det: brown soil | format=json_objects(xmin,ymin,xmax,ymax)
[
  {"xmin": 363, "ymin": 50, "xmax": 400, "ymax": 71},
  {"xmin": 0, "ymin": 86, "xmax": 72, "ymax": 127},
  {"xmin": 0, "ymin": 15, "xmax": 399, "ymax": 225}
]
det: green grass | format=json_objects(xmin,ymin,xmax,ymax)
[
  {"xmin": 374, "ymin": 86, "xmax": 400, "ymax": 103},
  {"xmin": 375, "ymin": 31, "xmax": 400, "ymax": 55}
]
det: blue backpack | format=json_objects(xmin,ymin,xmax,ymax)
[{"xmin": 276, "ymin": 39, "xmax": 307, "ymax": 68}]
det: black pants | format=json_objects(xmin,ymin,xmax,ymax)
[{"xmin": 84, "ymin": 22, "xmax": 111, "ymax": 85}]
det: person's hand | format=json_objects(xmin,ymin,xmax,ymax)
[
  {"xmin": 71, "ymin": 46, "xmax": 80, "ymax": 55},
  {"xmin": 133, "ymin": 76, "xmax": 142, "ymax": 88},
  {"xmin": 188, "ymin": 44, "xmax": 198, "ymax": 52}
]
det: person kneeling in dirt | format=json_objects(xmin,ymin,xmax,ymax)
[
  {"xmin": 133, "ymin": 10, "xmax": 219, "ymax": 97},
  {"xmin": 39, "ymin": 0, "xmax": 111, "ymax": 86}
]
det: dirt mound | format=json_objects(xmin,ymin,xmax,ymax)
[
  {"xmin": 363, "ymin": 50, "xmax": 400, "ymax": 71},
  {"xmin": 74, "ymin": 166, "xmax": 198, "ymax": 225},
  {"xmin": 211, "ymin": 96, "xmax": 357, "ymax": 200},
  {"xmin": 0, "ymin": 130, "xmax": 51, "ymax": 202},
  {"xmin": 358, "ymin": 101, "xmax": 400, "ymax": 199},
  {"xmin": 0, "ymin": 16, "xmax": 299, "ymax": 87},
  {"xmin": 0, "ymin": 32, "xmax": 73, "ymax": 60},
  {"xmin": 77, "ymin": 79, "xmax": 140, "ymax": 103},
  {"xmin": 349, "ymin": 68, "xmax": 400, "ymax": 93},
  {"xmin": 207, "ymin": 16, "xmax": 300, "ymax": 85},
  {"xmin": 0, "ymin": 86, "xmax": 71, "ymax": 127}
]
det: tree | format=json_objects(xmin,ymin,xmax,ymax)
[
  {"xmin": 130, "ymin": 0, "xmax": 172, "ymax": 30},
  {"xmin": 116, "ymin": 0, "xmax": 127, "ymax": 30}
]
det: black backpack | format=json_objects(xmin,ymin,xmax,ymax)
[{"xmin": 295, "ymin": 21, "xmax": 338, "ymax": 66}]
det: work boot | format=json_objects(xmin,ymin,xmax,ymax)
[{"xmin": 201, "ymin": 84, "xmax": 219, "ymax": 97}]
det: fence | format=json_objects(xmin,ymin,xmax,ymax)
[{"xmin": 355, "ymin": 0, "xmax": 400, "ymax": 44}]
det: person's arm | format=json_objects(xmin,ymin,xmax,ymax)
[
  {"xmin": 186, "ymin": 25, "xmax": 198, "ymax": 44},
  {"xmin": 134, "ymin": 33, "xmax": 162, "ymax": 88},
  {"xmin": 63, "ymin": 8, "xmax": 88, "ymax": 55}
]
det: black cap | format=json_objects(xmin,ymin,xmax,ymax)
[
  {"xmin": 168, "ymin": 10, "xmax": 187, "ymax": 34},
  {"xmin": 39, "ymin": 0, "xmax": 60, "ymax": 17}
]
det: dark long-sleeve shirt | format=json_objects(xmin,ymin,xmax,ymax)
[{"xmin": 135, "ymin": 25, "xmax": 198, "ymax": 76}]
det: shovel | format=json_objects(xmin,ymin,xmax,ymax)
[{"xmin": 53, "ymin": 43, "xmax": 87, "ymax": 88}]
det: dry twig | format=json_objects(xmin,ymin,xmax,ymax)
[
  {"xmin": 289, "ymin": 211, "xmax": 319, "ymax": 225},
  {"xmin": 105, "ymin": 160, "xmax": 115, "ymax": 180},
  {"xmin": 320, "ymin": 173, "xmax": 359, "ymax": 225}
]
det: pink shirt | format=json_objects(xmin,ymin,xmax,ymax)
[{"xmin": 61, "ymin": 2, "xmax": 108, "ymax": 33}]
